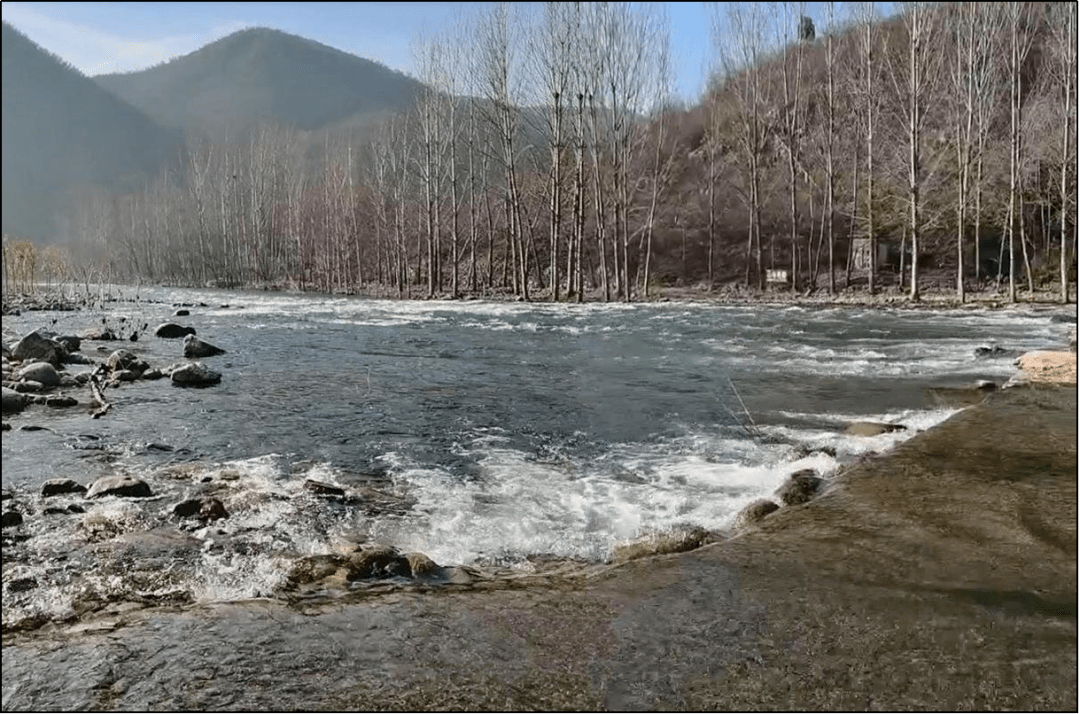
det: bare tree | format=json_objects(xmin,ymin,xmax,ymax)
[
  {"xmin": 888, "ymin": 1, "xmax": 944, "ymax": 301},
  {"xmin": 776, "ymin": 1, "xmax": 808, "ymax": 292},
  {"xmin": 1004, "ymin": 1, "xmax": 1039, "ymax": 301},
  {"xmin": 1047, "ymin": 2, "xmax": 1077, "ymax": 303}
]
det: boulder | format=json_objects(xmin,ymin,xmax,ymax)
[
  {"xmin": 183, "ymin": 334, "xmax": 225, "ymax": 358},
  {"xmin": 112, "ymin": 369, "xmax": 138, "ymax": 382},
  {"xmin": 843, "ymin": 421, "xmax": 905, "ymax": 437},
  {"xmin": 44, "ymin": 395, "xmax": 79, "ymax": 408},
  {"xmin": 64, "ymin": 352, "xmax": 95, "ymax": 365},
  {"xmin": 13, "ymin": 380, "xmax": 43, "ymax": 393},
  {"xmin": 170, "ymin": 362, "xmax": 222, "ymax": 387},
  {"xmin": 106, "ymin": 349, "xmax": 149, "ymax": 376},
  {"xmin": 17, "ymin": 362, "xmax": 61, "ymax": 387},
  {"xmin": 141, "ymin": 368, "xmax": 165, "ymax": 380},
  {"xmin": 733, "ymin": 499, "xmax": 780, "ymax": 531},
  {"xmin": 345, "ymin": 545, "xmax": 412, "ymax": 580},
  {"xmin": 87, "ymin": 475, "xmax": 153, "ymax": 499},
  {"xmin": 41, "ymin": 478, "xmax": 87, "ymax": 498},
  {"xmin": 2, "ymin": 510, "xmax": 23, "ymax": 528},
  {"xmin": 155, "ymin": 323, "xmax": 197, "ymax": 339},
  {"xmin": 775, "ymin": 469, "xmax": 825, "ymax": 507},
  {"xmin": 2, "ymin": 387, "xmax": 28, "ymax": 415},
  {"xmin": 172, "ymin": 497, "xmax": 228, "ymax": 522},
  {"xmin": 13, "ymin": 330, "xmax": 66, "ymax": 367}
]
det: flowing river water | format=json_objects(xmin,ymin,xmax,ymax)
[{"xmin": 1, "ymin": 288, "xmax": 1074, "ymax": 634}]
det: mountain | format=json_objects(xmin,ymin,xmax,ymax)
[
  {"xmin": 1, "ymin": 22, "xmax": 181, "ymax": 242},
  {"xmin": 94, "ymin": 27, "xmax": 427, "ymax": 137}
]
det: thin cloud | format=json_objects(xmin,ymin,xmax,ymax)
[{"xmin": 1, "ymin": 6, "xmax": 211, "ymax": 75}]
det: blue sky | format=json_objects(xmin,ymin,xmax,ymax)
[{"xmin": 1, "ymin": 2, "xmax": 888, "ymax": 104}]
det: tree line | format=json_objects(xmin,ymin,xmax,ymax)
[{"xmin": 23, "ymin": 1, "xmax": 1077, "ymax": 304}]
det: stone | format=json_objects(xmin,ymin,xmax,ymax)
[
  {"xmin": 345, "ymin": 545, "xmax": 412, "ymax": 580},
  {"xmin": 170, "ymin": 363, "xmax": 221, "ymax": 387},
  {"xmin": 141, "ymin": 368, "xmax": 165, "ymax": 380},
  {"xmin": 64, "ymin": 352, "xmax": 95, "ymax": 365},
  {"xmin": 775, "ymin": 469, "xmax": 825, "ymax": 507},
  {"xmin": 286, "ymin": 554, "xmax": 346, "ymax": 586},
  {"xmin": 87, "ymin": 475, "xmax": 153, "ymax": 499},
  {"xmin": 733, "ymin": 499, "xmax": 780, "ymax": 531},
  {"xmin": 155, "ymin": 323, "xmax": 197, "ymax": 339},
  {"xmin": 303, "ymin": 479, "xmax": 346, "ymax": 497},
  {"xmin": 974, "ymin": 344, "xmax": 1008, "ymax": 358},
  {"xmin": 13, "ymin": 380, "xmax": 43, "ymax": 393},
  {"xmin": 106, "ymin": 349, "xmax": 149, "ymax": 376},
  {"xmin": 41, "ymin": 478, "xmax": 87, "ymax": 498},
  {"xmin": 183, "ymin": 334, "xmax": 225, "ymax": 358},
  {"xmin": 112, "ymin": 370, "xmax": 138, "ymax": 382},
  {"xmin": 2, "ymin": 510, "xmax": 23, "ymax": 528},
  {"xmin": 13, "ymin": 330, "xmax": 66, "ymax": 366},
  {"xmin": 612, "ymin": 526, "xmax": 711, "ymax": 563},
  {"xmin": 173, "ymin": 309, "xmax": 190, "ymax": 317},
  {"xmin": 405, "ymin": 552, "xmax": 441, "ymax": 577},
  {"xmin": 80, "ymin": 328, "xmax": 118, "ymax": 341},
  {"xmin": 844, "ymin": 421, "xmax": 905, "ymax": 437},
  {"xmin": 2, "ymin": 387, "xmax": 28, "ymax": 415},
  {"xmin": 17, "ymin": 362, "xmax": 61, "ymax": 387},
  {"xmin": 45, "ymin": 395, "xmax": 78, "ymax": 408},
  {"xmin": 172, "ymin": 497, "xmax": 228, "ymax": 522}
]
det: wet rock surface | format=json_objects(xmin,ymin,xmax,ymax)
[{"xmin": 87, "ymin": 476, "xmax": 153, "ymax": 499}]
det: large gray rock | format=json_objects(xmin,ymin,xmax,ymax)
[
  {"xmin": 41, "ymin": 478, "xmax": 87, "ymax": 498},
  {"xmin": 155, "ymin": 323, "xmax": 196, "ymax": 339},
  {"xmin": 17, "ymin": 362, "xmax": 61, "ymax": 387},
  {"xmin": 106, "ymin": 349, "xmax": 149, "ymax": 376},
  {"xmin": 170, "ymin": 362, "xmax": 221, "ymax": 387},
  {"xmin": 13, "ymin": 330, "xmax": 66, "ymax": 367},
  {"xmin": 80, "ymin": 327, "xmax": 118, "ymax": 341},
  {"xmin": 2, "ymin": 387, "xmax": 28, "ymax": 415},
  {"xmin": 183, "ymin": 334, "xmax": 225, "ymax": 358},
  {"xmin": 775, "ymin": 469, "xmax": 825, "ymax": 506},
  {"xmin": 87, "ymin": 475, "xmax": 153, "ymax": 499},
  {"xmin": 2, "ymin": 510, "xmax": 23, "ymax": 528}
]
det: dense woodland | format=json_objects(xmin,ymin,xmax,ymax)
[{"xmin": 2, "ymin": 2, "xmax": 1077, "ymax": 304}]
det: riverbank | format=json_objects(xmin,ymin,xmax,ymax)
[{"xmin": 3, "ymin": 367, "xmax": 1075, "ymax": 709}]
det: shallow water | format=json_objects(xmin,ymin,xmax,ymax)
[{"xmin": 1, "ymin": 287, "xmax": 1073, "ymax": 627}]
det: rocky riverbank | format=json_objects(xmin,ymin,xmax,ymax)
[{"xmin": 2, "ymin": 342, "xmax": 1075, "ymax": 709}]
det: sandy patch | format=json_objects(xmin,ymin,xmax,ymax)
[{"xmin": 1008, "ymin": 350, "xmax": 1078, "ymax": 387}]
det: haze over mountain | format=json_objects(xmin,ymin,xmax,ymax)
[
  {"xmin": 94, "ymin": 27, "xmax": 427, "ymax": 138},
  {"xmin": 1, "ymin": 21, "xmax": 181, "ymax": 242}
]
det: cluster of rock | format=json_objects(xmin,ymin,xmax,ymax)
[
  {"xmin": 732, "ymin": 468, "xmax": 826, "ymax": 533},
  {"xmin": 2, "ymin": 317, "xmax": 229, "ymax": 423}
]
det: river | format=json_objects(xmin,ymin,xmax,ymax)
[{"xmin": 1, "ymin": 287, "xmax": 1073, "ymax": 629}]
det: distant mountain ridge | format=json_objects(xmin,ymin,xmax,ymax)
[
  {"xmin": 1, "ymin": 21, "xmax": 181, "ymax": 242},
  {"xmin": 94, "ymin": 27, "xmax": 427, "ymax": 137}
]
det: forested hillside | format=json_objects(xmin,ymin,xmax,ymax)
[
  {"xmin": 1, "ymin": 22, "xmax": 180, "ymax": 243},
  {"xmin": 5, "ymin": 2, "xmax": 1075, "ymax": 304}
]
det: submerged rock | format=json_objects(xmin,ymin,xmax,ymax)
[
  {"xmin": 286, "ymin": 554, "xmax": 347, "ymax": 586},
  {"xmin": 87, "ymin": 475, "xmax": 153, "ymax": 499},
  {"xmin": 405, "ymin": 552, "xmax": 442, "ymax": 578},
  {"xmin": 183, "ymin": 334, "xmax": 225, "ymax": 358},
  {"xmin": 843, "ymin": 421, "xmax": 905, "ymax": 437},
  {"xmin": 80, "ymin": 327, "xmax": 118, "ymax": 341},
  {"xmin": 974, "ymin": 344, "xmax": 1008, "ymax": 358},
  {"xmin": 775, "ymin": 469, "xmax": 824, "ymax": 506},
  {"xmin": 733, "ymin": 499, "xmax": 780, "ymax": 531},
  {"xmin": 303, "ymin": 479, "xmax": 346, "ymax": 497}
]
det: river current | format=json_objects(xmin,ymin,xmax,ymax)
[{"xmin": 1, "ymin": 287, "xmax": 1072, "ymax": 628}]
